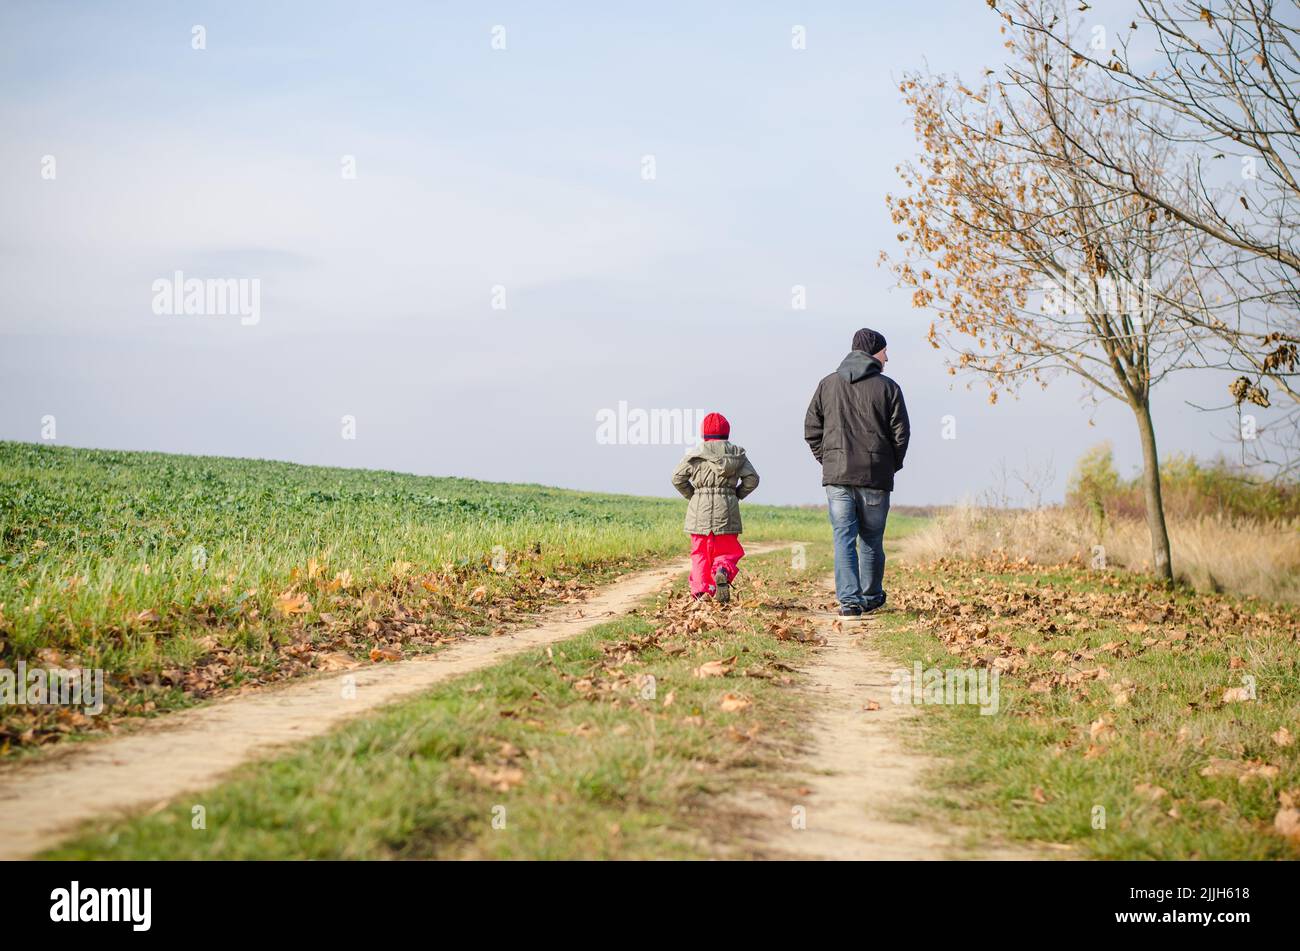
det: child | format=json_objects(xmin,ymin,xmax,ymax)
[{"xmin": 670, "ymin": 413, "xmax": 760, "ymax": 602}]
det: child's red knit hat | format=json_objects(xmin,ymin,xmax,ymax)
[{"xmin": 701, "ymin": 412, "xmax": 730, "ymax": 440}]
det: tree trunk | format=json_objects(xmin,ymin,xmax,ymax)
[{"xmin": 1132, "ymin": 400, "xmax": 1174, "ymax": 583}]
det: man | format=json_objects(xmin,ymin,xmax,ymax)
[{"xmin": 804, "ymin": 328, "xmax": 910, "ymax": 617}]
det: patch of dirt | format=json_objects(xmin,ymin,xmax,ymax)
[{"xmin": 733, "ymin": 576, "xmax": 1046, "ymax": 860}]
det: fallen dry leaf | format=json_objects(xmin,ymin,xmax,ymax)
[
  {"xmin": 466, "ymin": 764, "xmax": 524, "ymax": 792},
  {"xmin": 316, "ymin": 651, "xmax": 358, "ymax": 671},
  {"xmin": 1199, "ymin": 758, "xmax": 1241, "ymax": 778},
  {"xmin": 1134, "ymin": 782, "xmax": 1167, "ymax": 802},
  {"xmin": 719, "ymin": 692, "xmax": 751, "ymax": 713},
  {"xmin": 1199, "ymin": 758, "xmax": 1279, "ymax": 783},
  {"xmin": 1243, "ymin": 763, "xmax": 1281, "ymax": 783},
  {"xmin": 274, "ymin": 592, "xmax": 311, "ymax": 617},
  {"xmin": 693, "ymin": 656, "xmax": 736, "ymax": 679},
  {"xmin": 1273, "ymin": 807, "xmax": 1300, "ymax": 847},
  {"xmin": 1089, "ymin": 718, "xmax": 1116, "ymax": 742}
]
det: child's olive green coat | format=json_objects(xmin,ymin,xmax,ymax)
[{"xmin": 670, "ymin": 440, "xmax": 760, "ymax": 535}]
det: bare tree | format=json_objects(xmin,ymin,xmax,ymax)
[
  {"xmin": 998, "ymin": 0, "xmax": 1300, "ymax": 473},
  {"xmin": 884, "ymin": 25, "xmax": 1215, "ymax": 581}
]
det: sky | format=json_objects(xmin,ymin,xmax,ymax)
[{"xmin": 0, "ymin": 1, "xmax": 1271, "ymax": 505}]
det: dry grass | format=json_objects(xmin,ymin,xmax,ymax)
[{"xmin": 899, "ymin": 506, "xmax": 1300, "ymax": 603}]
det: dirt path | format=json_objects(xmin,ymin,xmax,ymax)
[
  {"xmin": 0, "ymin": 548, "xmax": 780, "ymax": 860},
  {"xmin": 740, "ymin": 575, "xmax": 1040, "ymax": 860}
]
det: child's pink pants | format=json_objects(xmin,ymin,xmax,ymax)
[{"xmin": 689, "ymin": 533, "xmax": 745, "ymax": 597}]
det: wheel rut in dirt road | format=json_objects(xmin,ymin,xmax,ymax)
[{"xmin": 739, "ymin": 575, "xmax": 1045, "ymax": 860}]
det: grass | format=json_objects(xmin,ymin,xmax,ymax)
[
  {"xmin": 0, "ymin": 441, "xmax": 829, "ymax": 752},
  {"xmin": 44, "ymin": 544, "xmax": 846, "ymax": 860},
  {"xmin": 17, "ymin": 439, "xmax": 1294, "ymax": 860},
  {"xmin": 898, "ymin": 504, "xmax": 1300, "ymax": 603},
  {"xmin": 872, "ymin": 557, "xmax": 1300, "ymax": 859}
]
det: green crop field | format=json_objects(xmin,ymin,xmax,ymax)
[{"xmin": 0, "ymin": 441, "xmax": 833, "ymax": 752}]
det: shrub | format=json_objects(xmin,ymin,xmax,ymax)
[
  {"xmin": 1065, "ymin": 444, "xmax": 1299, "ymax": 523},
  {"xmin": 1065, "ymin": 443, "xmax": 1121, "ymax": 535}
]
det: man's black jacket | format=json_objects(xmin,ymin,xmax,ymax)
[{"xmin": 804, "ymin": 350, "xmax": 910, "ymax": 491}]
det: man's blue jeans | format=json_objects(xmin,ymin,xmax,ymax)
[{"xmin": 825, "ymin": 485, "xmax": 890, "ymax": 610}]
